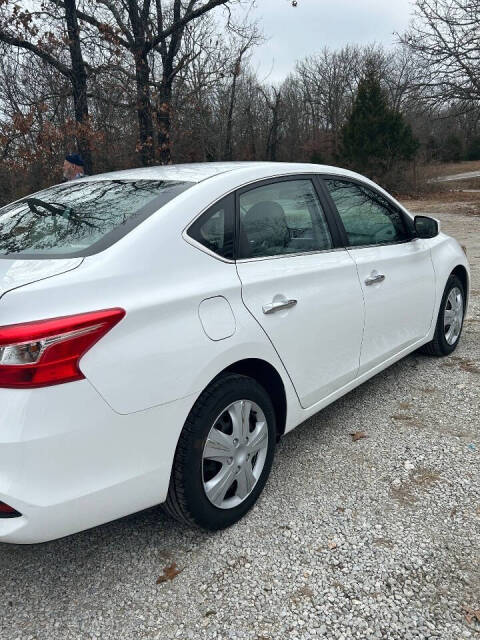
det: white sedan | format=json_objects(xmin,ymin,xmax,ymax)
[{"xmin": 0, "ymin": 162, "xmax": 469, "ymax": 543}]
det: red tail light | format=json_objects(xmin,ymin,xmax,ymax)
[
  {"xmin": 0, "ymin": 308, "xmax": 125, "ymax": 388},
  {"xmin": 0, "ymin": 501, "xmax": 21, "ymax": 518}
]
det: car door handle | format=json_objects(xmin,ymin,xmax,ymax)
[
  {"xmin": 262, "ymin": 299, "xmax": 298, "ymax": 314},
  {"xmin": 365, "ymin": 272, "xmax": 386, "ymax": 286}
]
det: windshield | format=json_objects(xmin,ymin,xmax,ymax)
[{"xmin": 0, "ymin": 179, "xmax": 192, "ymax": 258}]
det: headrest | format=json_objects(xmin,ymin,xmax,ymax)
[{"xmin": 243, "ymin": 201, "xmax": 287, "ymax": 229}]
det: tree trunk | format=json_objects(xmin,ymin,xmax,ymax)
[
  {"xmin": 135, "ymin": 52, "xmax": 155, "ymax": 166},
  {"xmin": 266, "ymin": 117, "xmax": 277, "ymax": 160},
  {"xmin": 246, "ymin": 105, "xmax": 257, "ymax": 159},
  {"xmin": 267, "ymin": 101, "xmax": 280, "ymax": 160},
  {"xmin": 64, "ymin": 0, "xmax": 92, "ymax": 173},
  {"xmin": 224, "ymin": 70, "xmax": 239, "ymax": 160},
  {"xmin": 157, "ymin": 79, "xmax": 173, "ymax": 165}
]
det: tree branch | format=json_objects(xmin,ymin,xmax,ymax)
[
  {"xmin": 146, "ymin": 0, "xmax": 229, "ymax": 53},
  {"xmin": 0, "ymin": 30, "xmax": 72, "ymax": 78}
]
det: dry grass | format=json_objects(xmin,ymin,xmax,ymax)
[
  {"xmin": 421, "ymin": 160, "xmax": 480, "ymax": 180},
  {"xmin": 397, "ymin": 160, "xmax": 480, "ymax": 201}
]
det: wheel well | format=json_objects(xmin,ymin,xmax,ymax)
[
  {"xmin": 451, "ymin": 265, "xmax": 469, "ymax": 299},
  {"xmin": 222, "ymin": 359, "xmax": 287, "ymax": 437}
]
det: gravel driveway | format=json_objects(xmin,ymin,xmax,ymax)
[
  {"xmin": 1, "ymin": 206, "xmax": 479, "ymax": 640},
  {"xmin": 433, "ymin": 170, "xmax": 480, "ymax": 182}
]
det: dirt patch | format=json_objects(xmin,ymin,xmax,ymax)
[
  {"xmin": 411, "ymin": 468, "xmax": 441, "ymax": 487},
  {"xmin": 391, "ymin": 468, "xmax": 442, "ymax": 506},
  {"xmin": 391, "ymin": 414, "xmax": 423, "ymax": 429},
  {"xmin": 422, "ymin": 386, "xmax": 436, "ymax": 394},
  {"xmin": 440, "ymin": 355, "xmax": 480, "ymax": 374},
  {"xmin": 290, "ymin": 585, "xmax": 314, "ymax": 603}
]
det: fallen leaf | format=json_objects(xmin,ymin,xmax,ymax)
[
  {"xmin": 156, "ymin": 562, "xmax": 183, "ymax": 583},
  {"xmin": 464, "ymin": 605, "xmax": 480, "ymax": 625},
  {"xmin": 290, "ymin": 585, "xmax": 314, "ymax": 603},
  {"xmin": 464, "ymin": 606, "xmax": 480, "ymax": 625},
  {"xmin": 373, "ymin": 538, "xmax": 394, "ymax": 548},
  {"xmin": 328, "ymin": 540, "xmax": 337, "ymax": 550},
  {"xmin": 350, "ymin": 431, "xmax": 367, "ymax": 442}
]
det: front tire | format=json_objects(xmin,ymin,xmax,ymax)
[
  {"xmin": 420, "ymin": 274, "xmax": 465, "ymax": 356},
  {"xmin": 164, "ymin": 373, "xmax": 276, "ymax": 530}
]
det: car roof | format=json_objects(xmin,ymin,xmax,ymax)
[
  {"xmin": 84, "ymin": 162, "xmax": 270, "ymax": 183},
  {"xmin": 81, "ymin": 161, "xmax": 411, "ymax": 219},
  {"xmin": 83, "ymin": 161, "xmax": 363, "ymax": 184}
]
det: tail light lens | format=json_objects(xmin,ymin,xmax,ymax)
[
  {"xmin": 0, "ymin": 501, "xmax": 21, "ymax": 518},
  {"xmin": 0, "ymin": 308, "xmax": 125, "ymax": 388}
]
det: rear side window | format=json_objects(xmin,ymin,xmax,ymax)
[
  {"xmin": 238, "ymin": 179, "xmax": 333, "ymax": 259},
  {"xmin": 325, "ymin": 179, "xmax": 409, "ymax": 246},
  {"xmin": 187, "ymin": 195, "xmax": 234, "ymax": 260},
  {"xmin": 0, "ymin": 179, "xmax": 192, "ymax": 258}
]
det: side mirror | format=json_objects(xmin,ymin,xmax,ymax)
[{"xmin": 414, "ymin": 215, "xmax": 439, "ymax": 239}]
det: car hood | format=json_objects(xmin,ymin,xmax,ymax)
[{"xmin": 0, "ymin": 257, "xmax": 83, "ymax": 299}]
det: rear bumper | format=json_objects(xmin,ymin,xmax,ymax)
[{"xmin": 0, "ymin": 381, "xmax": 194, "ymax": 544}]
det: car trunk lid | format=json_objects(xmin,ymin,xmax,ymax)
[{"xmin": 0, "ymin": 258, "xmax": 83, "ymax": 299}]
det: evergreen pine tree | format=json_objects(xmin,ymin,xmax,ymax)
[{"xmin": 341, "ymin": 70, "xmax": 419, "ymax": 178}]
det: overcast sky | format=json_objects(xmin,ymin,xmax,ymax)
[{"xmin": 236, "ymin": 0, "xmax": 414, "ymax": 82}]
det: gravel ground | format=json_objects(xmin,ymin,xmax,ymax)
[{"xmin": 1, "ymin": 205, "xmax": 479, "ymax": 640}]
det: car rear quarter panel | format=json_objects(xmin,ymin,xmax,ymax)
[{"xmin": 76, "ymin": 243, "xmax": 297, "ymax": 416}]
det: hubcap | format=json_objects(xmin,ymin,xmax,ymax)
[
  {"xmin": 444, "ymin": 286, "xmax": 463, "ymax": 345},
  {"xmin": 202, "ymin": 400, "xmax": 269, "ymax": 509}
]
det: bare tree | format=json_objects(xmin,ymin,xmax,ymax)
[
  {"xmin": 400, "ymin": 0, "xmax": 480, "ymax": 104},
  {"xmin": 224, "ymin": 25, "xmax": 262, "ymax": 160},
  {"xmin": 66, "ymin": 0, "xmax": 240, "ymax": 164},
  {"xmin": 260, "ymin": 86, "xmax": 283, "ymax": 161},
  {"xmin": 295, "ymin": 47, "xmax": 364, "ymax": 155},
  {"xmin": 0, "ymin": 0, "xmax": 93, "ymax": 172}
]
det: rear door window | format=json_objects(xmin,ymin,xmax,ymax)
[
  {"xmin": 237, "ymin": 179, "xmax": 333, "ymax": 259},
  {"xmin": 0, "ymin": 179, "xmax": 192, "ymax": 258}
]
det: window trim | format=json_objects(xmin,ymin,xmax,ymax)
[
  {"xmin": 234, "ymin": 174, "xmax": 343, "ymax": 262},
  {"xmin": 183, "ymin": 172, "xmax": 416, "ymax": 263},
  {"xmin": 318, "ymin": 174, "xmax": 416, "ymax": 250}
]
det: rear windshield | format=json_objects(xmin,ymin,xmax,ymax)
[{"xmin": 0, "ymin": 179, "xmax": 192, "ymax": 259}]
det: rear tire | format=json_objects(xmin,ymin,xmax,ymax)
[
  {"xmin": 164, "ymin": 373, "xmax": 276, "ymax": 530},
  {"xmin": 420, "ymin": 274, "xmax": 465, "ymax": 357}
]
